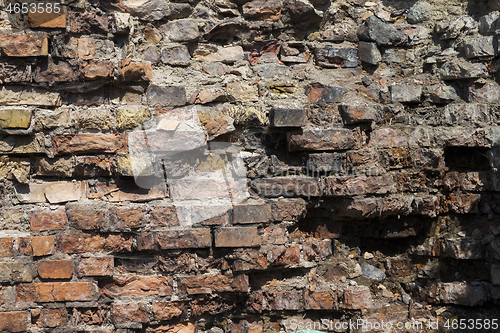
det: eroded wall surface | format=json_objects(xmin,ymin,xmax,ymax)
[{"xmin": 0, "ymin": 0, "xmax": 500, "ymax": 332}]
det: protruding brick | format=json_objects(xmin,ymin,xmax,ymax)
[
  {"xmin": 270, "ymin": 108, "xmax": 306, "ymax": 127},
  {"xmin": 146, "ymin": 85, "xmax": 187, "ymax": 107},
  {"xmin": 314, "ymin": 46, "xmax": 358, "ymax": 68},
  {"xmin": 38, "ymin": 259, "xmax": 73, "ymax": 279},
  {"xmin": 0, "ymin": 109, "xmax": 31, "ymax": 129},
  {"xmin": 269, "ymin": 245, "xmax": 300, "ymax": 266},
  {"xmin": 17, "ymin": 282, "xmax": 93, "ymax": 302},
  {"xmin": 29, "ymin": 9, "xmax": 67, "ymax": 28},
  {"xmin": 79, "ymin": 61, "xmax": 114, "ymax": 80},
  {"xmin": 233, "ymin": 203, "xmax": 270, "ymax": 224},
  {"xmin": 118, "ymin": 59, "xmax": 153, "ymax": 81},
  {"xmin": 100, "ymin": 276, "xmax": 173, "ymax": 297},
  {"xmin": 178, "ymin": 274, "xmax": 248, "ymax": 295},
  {"xmin": 77, "ymin": 257, "xmax": 114, "ymax": 277},
  {"xmin": 30, "ymin": 208, "xmax": 67, "ymax": 231},
  {"xmin": 19, "ymin": 236, "xmax": 56, "ymax": 256},
  {"xmin": 0, "ymin": 35, "xmax": 48, "ymax": 57},
  {"xmin": 70, "ymin": 12, "xmax": 108, "ymax": 34},
  {"xmin": 152, "ymin": 302, "xmax": 187, "ymax": 321},
  {"xmin": 265, "ymin": 291, "xmax": 301, "ymax": 310},
  {"xmin": 307, "ymin": 83, "xmax": 347, "ymax": 103},
  {"xmin": 0, "ymin": 311, "xmax": 28, "ymax": 332},
  {"xmin": 215, "ymin": 227, "xmax": 261, "ymax": 247}
]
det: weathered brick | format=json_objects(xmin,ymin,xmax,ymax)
[
  {"xmin": 386, "ymin": 257, "xmax": 412, "ymax": 278},
  {"xmin": 0, "ymin": 311, "xmax": 28, "ymax": 332},
  {"xmin": 178, "ymin": 274, "xmax": 248, "ymax": 295},
  {"xmin": 137, "ymin": 229, "xmax": 211, "ymax": 250},
  {"xmin": 303, "ymin": 240, "xmax": 332, "ymax": 261},
  {"xmin": 243, "ymin": 0, "xmax": 281, "ymax": 20},
  {"xmin": 271, "ymin": 108, "xmax": 306, "ymax": 127},
  {"xmin": 0, "ymin": 262, "xmax": 33, "ymax": 282},
  {"xmin": 0, "ymin": 237, "xmax": 15, "ymax": 257},
  {"xmin": 17, "ymin": 282, "xmax": 93, "ymax": 302},
  {"xmin": 111, "ymin": 303, "xmax": 148, "ymax": 324},
  {"xmin": 100, "ymin": 275, "xmax": 173, "ymax": 297},
  {"xmin": 146, "ymin": 85, "xmax": 187, "ymax": 107},
  {"xmin": 269, "ymin": 245, "xmax": 300, "ymax": 266},
  {"xmin": 289, "ymin": 128, "xmax": 361, "ymax": 151},
  {"xmin": 146, "ymin": 322, "xmax": 196, "ymax": 333},
  {"xmin": 118, "ymin": 59, "xmax": 153, "ymax": 81},
  {"xmin": 390, "ymin": 84, "xmax": 422, "ymax": 103},
  {"xmin": 33, "ymin": 308, "xmax": 68, "ymax": 328},
  {"xmin": 79, "ymin": 61, "xmax": 114, "ymax": 80},
  {"xmin": 314, "ymin": 46, "xmax": 358, "ymax": 68},
  {"xmin": 110, "ymin": 207, "xmax": 147, "ymax": 230},
  {"xmin": 441, "ymin": 238, "xmax": 484, "ymax": 259},
  {"xmin": 215, "ymin": 227, "xmax": 261, "ymax": 247},
  {"xmin": 77, "ymin": 257, "xmax": 114, "ymax": 277},
  {"xmin": 44, "ymin": 181, "xmax": 87, "ymax": 204},
  {"xmin": 265, "ymin": 291, "xmax": 301, "ymax": 310},
  {"xmin": 339, "ymin": 104, "xmax": 382, "ymax": 124},
  {"xmin": 0, "ymin": 108, "xmax": 31, "ymax": 129},
  {"xmin": 358, "ymin": 41, "xmax": 381, "ymax": 65},
  {"xmin": 233, "ymin": 249, "xmax": 268, "ymax": 271},
  {"xmin": 440, "ymin": 282, "xmax": 486, "ymax": 306},
  {"xmin": 343, "ymin": 285, "xmax": 373, "ymax": 309},
  {"xmin": 233, "ymin": 319, "xmax": 264, "ymax": 333},
  {"xmin": 233, "ymin": 203, "xmax": 270, "ymax": 224},
  {"xmin": 31, "ymin": 208, "xmax": 67, "ymax": 232},
  {"xmin": 38, "ymin": 259, "xmax": 73, "ymax": 279},
  {"xmin": 0, "ymin": 35, "xmax": 48, "ymax": 57},
  {"xmin": 57, "ymin": 233, "xmax": 133, "ymax": 253},
  {"xmin": 74, "ymin": 155, "xmax": 113, "ymax": 177},
  {"xmin": 52, "ymin": 134, "xmax": 128, "ymax": 155},
  {"xmin": 0, "ymin": 86, "xmax": 61, "ymax": 106},
  {"xmin": 251, "ymin": 178, "xmax": 320, "ymax": 198},
  {"xmin": 269, "ymin": 198, "xmax": 306, "ymax": 221},
  {"xmin": 68, "ymin": 209, "xmax": 106, "ymax": 230},
  {"xmin": 0, "ymin": 135, "xmax": 44, "ymax": 154},
  {"xmin": 323, "ymin": 174, "xmax": 395, "ymax": 196},
  {"xmin": 369, "ymin": 128, "xmax": 408, "ymax": 147},
  {"xmin": 29, "ymin": 9, "xmax": 67, "ymax": 28},
  {"xmin": 70, "ymin": 12, "xmax": 108, "ymax": 34},
  {"xmin": 303, "ymin": 289, "xmax": 337, "ymax": 309},
  {"xmin": 150, "ymin": 206, "xmax": 179, "ymax": 227},
  {"xmin": 307, "ymin": 83, "xmax": 347, "ymax": 103},
  {"xmin": 116, "ymin": 106, "xmax": 150, "ymax": 129},
  {"xmin": 152, "ymin": 301, "xmax": 187, "ymax": 321},
  {"xmin": 261, "ymin": 224, "xmax": 287, "ymax": 245},
  {"xmin": 227, "ymin": 83, "xmax": 259, "ymax": 102},
  {"xmin": 19, "ymin": 236, "xmax": 56, "ymax": 256},
  {"xmin": 34, "ymin": 58, "xmax": 76, "ymax": 82}
]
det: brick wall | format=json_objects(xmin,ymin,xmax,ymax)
[{"xmin": 0, "ymin": 0, "xmax": 500, "ymax": 332}]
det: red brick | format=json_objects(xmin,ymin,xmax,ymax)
[
  {"xmin": 215, "ymin": 227, "xmax": 261, "ymax": 247},
  {"xmin": 17, "ymin": 282, "xmax": 93, "ymax": 302},
  {"xmin": 343, "ymin": 285, "xmax": 373, "ymax": 309},
  {"xmin": 150, "ymin": 206, "xmax": 180, "ymax": 227},
  {"xmin": 178, "ymin": 274, "xmax": 248, "ymax": 295},
  {"xmin": 118, "ymin": 59, "xmax": 153, "ymax": 82},
  {"xmin": 77, "ymin": 39, "xmax": 96, "ymax": 60},
  {"xmin": 29, "ymin": 9, "xmax": 66, "ymax": 28},
  {"xmin": 0, "ymin": 35, "xmax": 48, "ymax": 57},
  {"xmin": 0, "ymin": 237, "xmax": 15, "ymax": 257},
  {"xmin": 31, "ymin": 208, "xmax": 67, "ymax": 231},
  {"xmin": 137, "ymin": 229, "xmax": 211, "ymax": 250},
  {"xmin": 152, "ymin": 302, "xmax": 187, "ymax": 321},
  {"xmin": 323, "ymin": 174, "xmax": 395, "ymax": 196},
  {"xmin": 110, "ymin": 207, "xmax": 147, "ymax": 229},
  {"xmin": 111, "ymin": 303, "xmax": 148, "ymax": 324},
  {"xmin": 303, "ymin": 289, "xmax": 337, "ymax": 309},
  {"xmin": 74, "ymin": 155, "xmax": 113, "ymax": 177},
  {"xmin": 233, "ymin": 249, "xmax": 268, "ymax": 271},
  {"xmin": 79, "ymin": 61, "xmax": 114, "ymax": 80},
  {"xmin": 67, "ymin": 209, "xmax": 106, "ymax": 230},
  {"xmin": 52, "ymin": 134, "xmax": 128, "ymax": 155},
  {"xmin": 0, "ymin": 311, "xmax": 28, "ymax": 332},
  {"xmin": 289, "ymin": 129, "xmax": 362, "ymax": 151},
  {"xmin": 77, "ymin": 257, "xmax": 114, "ymax": 277},
  {"xmin": 261, "ymin": 224, "xmax": 287, "ymax": 245},
  {"xmin": 100, "ymin": 276, "xmax": 173, "ymax": 297},
  {"xmin": 38, "ymin": 259, "xmax": 73, "ymax": 279},
  {"xmin": 33, "ymin": 308, "xmax": 68, "ymax": 328},
  {"xmin": 57, "ymin": 233, "xmax": 133, "ymax": 253},
  {"xmin": 19, "ymin": 236, "xmax": 56, "ymax": 256},
  {"xmin": 303, "ymin": 240, "xmax": 332, "ymax": 261}
]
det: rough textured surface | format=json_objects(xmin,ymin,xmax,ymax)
[{"xmin": 0, "ymin": 0, "xmax": 500, "ymax": 332}]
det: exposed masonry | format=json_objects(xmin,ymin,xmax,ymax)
[{"xmin": 0, "ymin": 0, "xmax": 500, "ymax": 332}]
